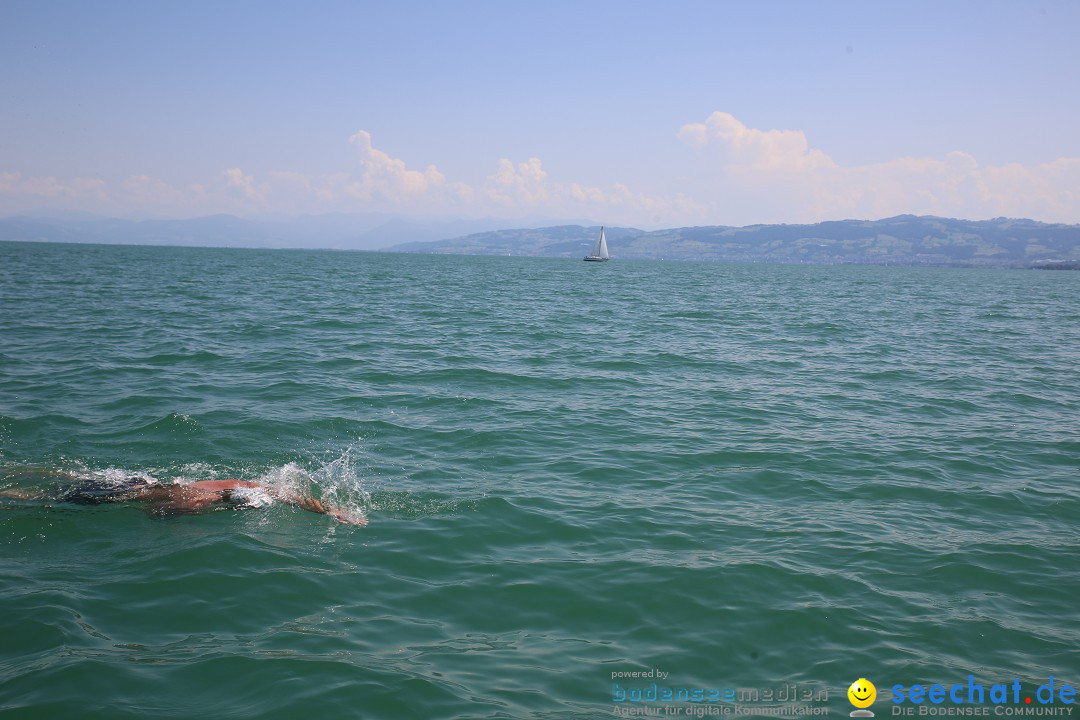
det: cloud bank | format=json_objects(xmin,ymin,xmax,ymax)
[
  {"xmin": 677, "ymin": 112, "xmax": 1080, "ymax": 225},
  {"xmin": 2, "ymin": 115, "xmax": 1078, "ymax": 227}
]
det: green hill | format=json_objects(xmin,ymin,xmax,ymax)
[{"xmin": 392, "ymin": 216, "xmax": 1080, "ymax": 267}]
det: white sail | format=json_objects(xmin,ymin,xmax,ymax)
[
  {"xmin": 584, "ymin": 226, "xmax": 610, "ymax": 261},
  {"xmin": 596, "ymin": 227, "xmax": 609, "ymax": 259}
]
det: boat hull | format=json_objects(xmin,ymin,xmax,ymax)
[{"xmin": 583, "ymin": 256, "xmax": 609, "ymax": 262}]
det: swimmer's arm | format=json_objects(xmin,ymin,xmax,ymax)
[
  {"xmin": 276, "ymin": 492, "xmax": 368, "ymax": 526},
  {"xmin": 135, "ymin": 484, "xmax": 222, "ymax": 514}
]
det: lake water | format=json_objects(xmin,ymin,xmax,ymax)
[{"xmin": 1, "ymin": 241, "xmax": 1078, "ymax": 719}]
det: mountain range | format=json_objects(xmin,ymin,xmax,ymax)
[
  {"xmin": 0, "ymin": 212, "xmax": 518, "ymax": 251},
  {"xmin": 392, "ymin": 216, "xmax": 1080, "ymax": 267},
  {"xmin": 2, "ymin": 212, "xmax": 1079, "ymax": 267}
]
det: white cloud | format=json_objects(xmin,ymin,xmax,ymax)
[
  {"xmin": 4, "ymin": 119, "xmax": 1077, "ymax": 226},
  {"xmin": 224, "ymin": 168, "xmax": 261, "ymax": 201},
  {"xmin": 346, "ymin": 130, "xmax": 471, "ymax": 206},
  {"xmin": 486, "ymin": 157, "xmax": 550, "ymax": 206},
  {"xmin": 69, "ymin": 177, "xmax": 108, "ymax": 200},
  {"xmin": 481, "ymin": 155, "xmax": 682, "ymax": 224},
  {"xmin": 678, "ymin": 111, "xmax": 1080, "ymax": 224},
  {"xmin": 326, "ymin": 132, "xmax": 672, "ymax": 223},
  {"xmin": 0, "ymin": 171, "xmax": 106, "ymax": 199},
  {"xmin": 678, "ymin": 112, "xmax": 834, "ymax": 172}
]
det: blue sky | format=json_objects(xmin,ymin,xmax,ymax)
[{"xmin": 2, "ymin": 1, "xmax": 1078, "ymax": 227}]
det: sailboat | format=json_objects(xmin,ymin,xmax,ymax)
[{"xmin": 583, "ymin": 226, "xmax": 610, "ymax": 262}]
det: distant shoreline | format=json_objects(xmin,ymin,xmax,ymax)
[
  {"xmin": 3, "ymin": 213, "xmax": 1079, "ymax": 269},
  {"xmin": 390, "ymin": 215, "xmax": 1080, "ymax": 269}
]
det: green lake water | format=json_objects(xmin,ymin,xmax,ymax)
[{"xmin": 1, "ymin": 241, "xmax": 1077, "ymax": 718}]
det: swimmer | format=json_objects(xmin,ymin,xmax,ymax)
[{"xmin": 0, "ymin": 471, "xmax": 367, "ymax": 526}]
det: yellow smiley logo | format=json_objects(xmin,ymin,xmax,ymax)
[{"xmin": 848, "ymin": 678, "xmax": 877, "ymax": 709}]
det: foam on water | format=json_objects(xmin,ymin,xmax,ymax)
[{"xmin": 256, "ymin": 451, "xmax": 373, "ymax": 522}]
